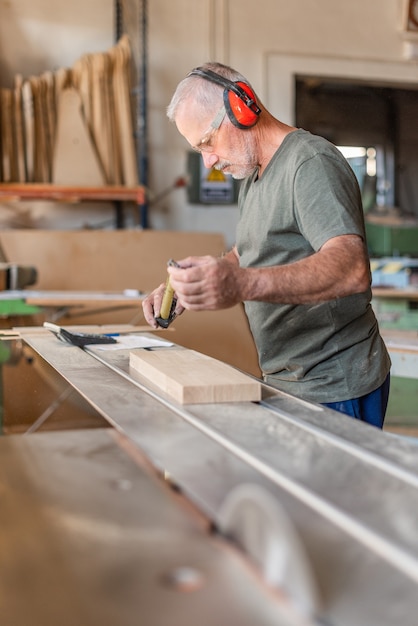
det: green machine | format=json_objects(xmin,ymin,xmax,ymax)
[
  {"xmin": 0, "ymin": 263, "xmax": 40, "ymax": 317},
  {"xmin": 366, "ymin": 219, "xmax": 418, "ymax": 258},
  {"xmin": 366, "ymin": 216, "xmax": 418, "ymax": 426},
  {"xmin": 0, "ymin": 263, "xmax": 40, "ymax": 432}
]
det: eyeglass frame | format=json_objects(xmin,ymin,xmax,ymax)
[{"xmin": 191, "ymin": 106, "xmax": 227, "ymax": 153}]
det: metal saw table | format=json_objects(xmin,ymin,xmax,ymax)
[{"xmin": 3, "ymin": 326, "xmax": 418, "ymax": 626}]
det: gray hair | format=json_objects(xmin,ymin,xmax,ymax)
[{"xmin": 166, "ymin": 62, "xmax": 252, "ymax": 123}]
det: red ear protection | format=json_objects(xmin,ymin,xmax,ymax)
[{"xmin": 188, "ymin": 68, "xmax": 261, "ymax": 129}]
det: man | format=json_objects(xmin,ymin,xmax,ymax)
[{"xmin": 142, "ymin": 62, "xmax": 391, "ymax": 428}]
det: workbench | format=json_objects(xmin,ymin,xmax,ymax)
[
  {"xmin": 1, "ymin": 325, "xmax": 418, "ymax": 625},
  {"xmin": 372, "ymin": 285, "xmax": 418, "ymax": 330},
  {"xmin": 381, "ymin": 328, "xmax": 418, "ymax": 380},
  {"xmin": 0, "ymin": 288, "xmax": 144, "ymax": 323}
]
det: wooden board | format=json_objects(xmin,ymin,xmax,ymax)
[
  {"xmin": 129, "ymin": 348, "xmax": 261, "ymax": 404},
  {"xmin": 0, "ymin": 230, "xmax": 225, "ymax": 291},
  {"xmin": 52, "ymin": 87, "xmax": 105, "ymax": 185}
]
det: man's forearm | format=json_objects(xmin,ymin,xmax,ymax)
[{"xmin": 238, "ymin": 235, "xmax": 371, "ymax": 305}]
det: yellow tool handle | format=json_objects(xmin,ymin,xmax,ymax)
[{"xmin": 159, "ymin": 275, "xmax": 175, "ymax": 320}]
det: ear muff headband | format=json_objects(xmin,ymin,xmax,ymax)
[{"xmin": 188, "ymin": 68, "xmax": 261, "ymax": 129}]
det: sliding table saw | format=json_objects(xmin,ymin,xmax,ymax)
[{"xmin": 2, "ymin": 325, "xmax": 418, "ymax": 626}]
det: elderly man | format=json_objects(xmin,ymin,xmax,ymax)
[{"xmin": 143, "ymin": 62, "xmax": 391, "ymax": 428}]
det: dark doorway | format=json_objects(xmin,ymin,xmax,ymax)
[{"xmin": 295, "ymin": 77, "xmax": 418, "ymax": 218}]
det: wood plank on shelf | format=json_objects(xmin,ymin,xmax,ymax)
[{"xmin": 52, "ymin": 87, "xmax": 105, "ymax": 186}]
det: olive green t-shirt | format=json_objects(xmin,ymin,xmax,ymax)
[{"xmin": 236, "ymin": 129, "xmax": 390, "ymax": 403}]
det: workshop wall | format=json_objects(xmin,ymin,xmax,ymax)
[{"xmin": 0, "ymin": 0, "xmax": 412, "ymax": 244}]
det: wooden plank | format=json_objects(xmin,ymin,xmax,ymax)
[
  {"xmin": 13, "ymin": 74, "xmax": 26, "ymax": 182},
  {"xmin": 111, "ymin": 35, "xmax": 138, "ymax": 186},
  {"xmin": 129, "ymin": 348, "xmax": 261, "ymax": 404},
  {"xmin": 21, "ymin": 80, "xmax": 34, "ymax": 181},
  {"xmin": 0, "ymin": 88, "xmax": 13, "ymax": 181},
  {"xmin": 0, "ymin": 230, "xmax": 225, "ymax": 290},
  {"xmin": 52, "ymin": 88, "xmax": 105, "ymax": 185}
]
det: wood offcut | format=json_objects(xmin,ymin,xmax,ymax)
[{"xmin": 129, "ymin": 348, "xmax": 262, "ymax": 404}]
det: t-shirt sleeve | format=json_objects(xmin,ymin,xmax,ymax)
[{"xmin": 293, "ymin": 153, "xmax": 366, "ymax": 251}]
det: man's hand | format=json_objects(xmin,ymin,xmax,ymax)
[
  {"xmin": 142, "ymin": 282, "xmax": 186, "ymax": 328},
  {"xmin": 167, "ymin": 254, "xmax": 243, "ymax": 311},
  {"xmin": 142, "ymin": 249, "xmax": 239, "ymax": 327}
]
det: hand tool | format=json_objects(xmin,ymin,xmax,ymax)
[
  {"xmin": 43, "ymin": 322, "xmax": 117, "ymax": 346},
  {"xmin": 155, "ymin": 259, "xmax": 180, "ymax": 328}
]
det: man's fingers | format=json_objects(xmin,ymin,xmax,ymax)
[{"xmin": 142, "ymin": 283, "xmax": 166, "ymax": 327}]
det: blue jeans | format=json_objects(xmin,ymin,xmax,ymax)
[{"xmin": 322, "ymin": 374, "xmax": 390, "ymax": 429}]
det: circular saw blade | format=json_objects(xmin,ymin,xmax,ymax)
[{"xmin": 218, "ymin": 483, "xmax": 320, "ymax": 619}]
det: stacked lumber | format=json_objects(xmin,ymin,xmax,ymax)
[{"xmin": 0, "ymin": 35, "xmax": 138, "ymax": 187}]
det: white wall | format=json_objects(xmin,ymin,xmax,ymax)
[
  {"xmin": 0, "ymin": 1, "xmax": 113, "ymax": 84},
  {"xmin": 0, "ymin": 0, "xmax": 414, "ymax": 245}
]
